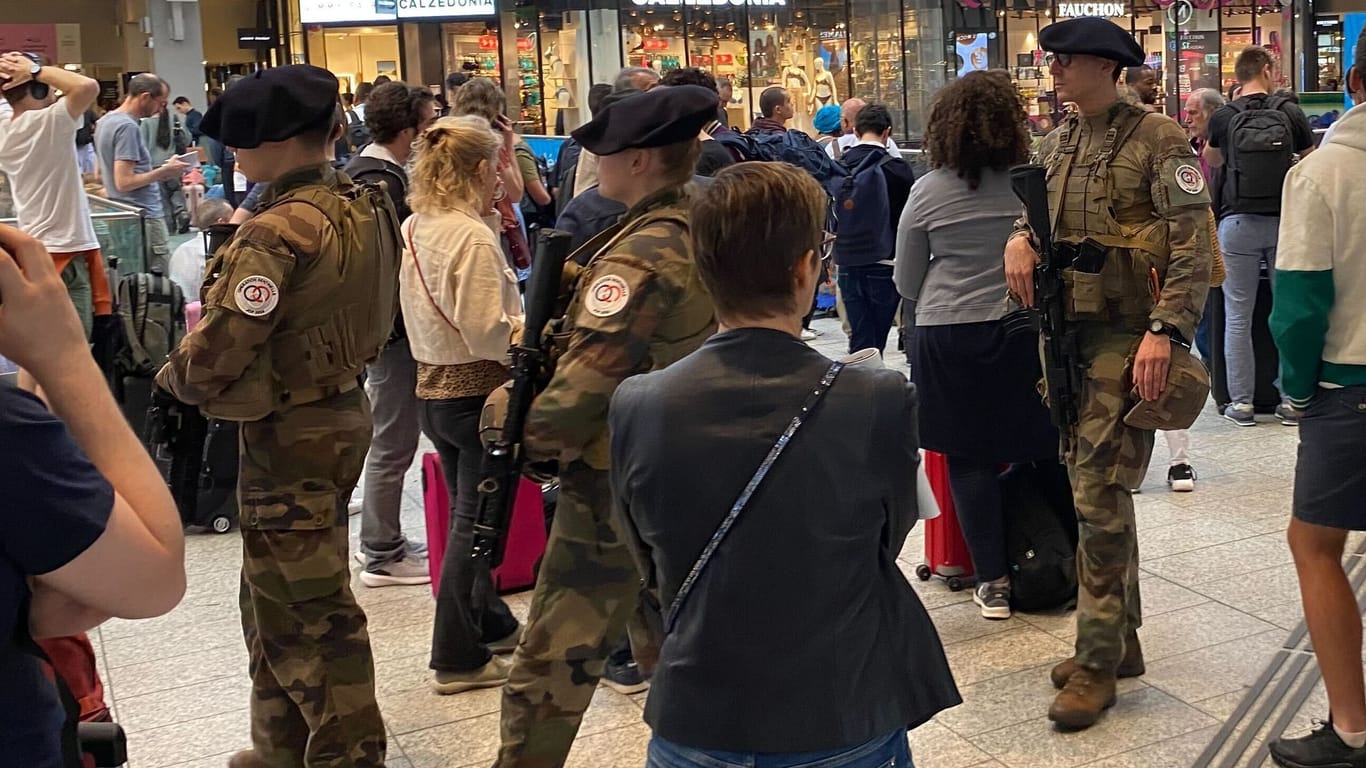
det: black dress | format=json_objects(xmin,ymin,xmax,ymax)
[{"xmin": 912, "ymin": 319, "xmax": 1058, "ymax": 463}]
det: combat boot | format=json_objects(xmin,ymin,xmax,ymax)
[
  {"xmin": 1050, "ymin": 633, "xmax": 1145, "ymax": 689},
  {"xmin": 1048, "ymin": 668, "xmax": 1118, "ymax": 730},
  {"xmin": 226, "ymin": 751, "xmax": 270, "ymax": 768}
]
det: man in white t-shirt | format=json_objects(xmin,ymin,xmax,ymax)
[
  {"xmin": 0, "ymin": 53, "xmax": 109, "ymax": 337},
  {"xmin": 826, "ymin": 98, "xmax": 902, "ymax": 159}
]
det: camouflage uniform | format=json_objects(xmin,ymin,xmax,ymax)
[
  {"xmin": 158, "ymin": 164, "xmax": 397, "ymax": 767},
  {"xmin": 1021, "ymin": 102, "xmax": 1212, "ymax": 675},
  {"xmin": 496, "ymin": 186, "xmax": 716, "ymax": 768}
]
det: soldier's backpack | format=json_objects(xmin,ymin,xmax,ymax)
[
  {"xmin": 1224, "ymin": 94, "xmax": 1297, "ymax": 216},
  {"xmin": 714, "ymin": 128, "xmax": 844, "ymax": 185},
  {"xmin": 824, "ymin": 150, "xmax": 896, "ymax": 265}
]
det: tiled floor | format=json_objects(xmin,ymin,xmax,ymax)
[{"xmin": 94, "ymin": 316, "xmax": 1328, "ymax": 768}]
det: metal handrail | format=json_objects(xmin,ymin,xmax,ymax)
[{"xmin": 0, "ymin": 193, "xmax": 147, "ymax": 227}]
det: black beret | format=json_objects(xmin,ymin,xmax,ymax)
[
  {"xmin": 571, "ymin": 84, "xmax": 717, "ymax": 156},
  {"xmin": 1039, "ymin": 17, "xmax": 1146, "ymax": 68},
  {"xmin": 200, "ymin": 65, "xmax": 339, "ymax": 149}
]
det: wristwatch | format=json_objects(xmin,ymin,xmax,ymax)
[
  {"xmin": 1148, "ymin": 319, "xmax": 1171, "ymax": 336},
  {"xmin": 22, "ymin": 53, "xmax": 41, "ymax": 80}
]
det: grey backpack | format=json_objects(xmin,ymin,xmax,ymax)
[{"xmin": 117, "ymin": 272, "xmax": 186, "ymax": 377}]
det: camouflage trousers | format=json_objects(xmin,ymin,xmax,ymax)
[
  {"xmin": 496, "ymin": 462, "xmax": 639, "ymax": 768},
  {"xmin": 1067, "ymin": 321, "xmax": 1155, "ymax": 675},
  {"xmin": 237, "ymin": 388, "xmax": 386, "ymax": 767}
]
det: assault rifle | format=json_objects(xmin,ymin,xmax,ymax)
[
  {"xmin": 1009, "ymin": 165, "xmax": 1084, "ymax": 438},
  {"xmin": 471, "ymin": 229, "xmax": 573, "ymax": 566}
]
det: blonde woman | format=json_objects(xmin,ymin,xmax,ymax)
[{"xmin": 402, "ymin": 115, "xmax": 525, "ymax": 694}]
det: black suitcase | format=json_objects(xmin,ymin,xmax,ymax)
[
  {"xmin": 1208, "ymin": 272, "xmax": 1282, "ymax": 414},
  {"xmin": 142, "ymin": 401, "xmax": 238, "ymax": 533}
]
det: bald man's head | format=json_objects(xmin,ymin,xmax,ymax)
[{"xmin": 839, "ymin": 98, "xmax": 867, "ymax": 135}]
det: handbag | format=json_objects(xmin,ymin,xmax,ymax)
[
  {"xmin": 495, "ymin": 190, "xmax": 532, "ymax": 270},
  {"xmin": 634, "ymin": 361, "xmax": 846, "ymax": 673}
]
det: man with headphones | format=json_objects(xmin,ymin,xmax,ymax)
[{"xmin": 0, "ymin": 52, "xmax": 112, "ymax": 340}]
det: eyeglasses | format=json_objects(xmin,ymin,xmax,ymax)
[
  {"xmin": 1043, "ymin": 53, "xmax": 1075, "ymax": 68},
  {"xmin": 819, "ymin": 231, "xmax": 837, "ymax": 261}
]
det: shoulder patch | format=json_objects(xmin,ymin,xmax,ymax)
[
  {"xmin": 1174, "ymin": 163, "xmax": 1205, "ymax": 195},
  {"xmin": 585, "ymin": 274, "xmax": 631, "ymax": 318},
  {"xmin": 234, "ymin": 275, "xmax": 280, "ymax": 317}
]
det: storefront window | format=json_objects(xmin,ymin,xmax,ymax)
[
  {"xmin": 904, "ymin": 0, "xmax": 946, "ymax": 138},
  {"xmin": 685, "ymin": 4, "xmax": 749, "ymax": 129},
  {"xmin": 443, "ymin": 22, "xmax": 501, "ymax": 83},
  {"xmin": 622, "ymin": 5, "xmax": 687, "ymax": 75},
  {"xmin": 540, "ymin": 12, "xmax": 594, "ymax": 135},
  {"xmin": 305, "ymin": 26, "xmax": 403, "ymax": 93},
  {"xmin": 1314, "ymin": 15, "xmax": 1345, "ymax": 89},
  {"xmin": 848, "ymin": 0, "xmax": 905, "ymax": 134}
]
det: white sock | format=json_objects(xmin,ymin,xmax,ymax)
[{"xmin": 1333, "ymin": 723, "xmax": 1366, "ymax": 749}]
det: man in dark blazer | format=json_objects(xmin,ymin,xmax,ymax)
[{"xmin": 608, "ymin": 162, "xmax": 959, "ymax": 765}]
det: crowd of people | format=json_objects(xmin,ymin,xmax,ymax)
[{"xmin": 2, "ymin": 15, "xmax": 1366, "ymax": 768}]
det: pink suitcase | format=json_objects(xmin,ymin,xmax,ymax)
[
  {"xmin": 422, "ymin": 452, "xmax": 547, "ymax": 596},
  {"xmin": 185, "ymin": 301, "xmax": 202, "ymax": 332}
]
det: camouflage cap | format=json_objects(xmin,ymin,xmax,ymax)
[{"xmin": 200, "ymin": 65, "xmax": 339, "ymax": 149}]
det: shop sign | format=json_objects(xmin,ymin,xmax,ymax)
[
  {"xmin": 1057, "ymin": 2, "xmax": 1128, "ymax": 16},
  {"xmin": 642, "ymin": 38, "xmax": 671, "ymax": 50},
  {"xmin": 298, "ymin": 0, "xmax": 397, "ymax": 24},
  {"xmin": 517, "ymin": 37, "xmax": 534, "ymax": 51},
  {"xmin": 396, "ymin": 0, "xmax": 495, "ymax": 19},
  {"xmin": 0, "ymin": 24, "xmax": 58, "ymax": 62},
  {"xmin": 631, "ymin": 0, "xmax": 787, "ymax": 7},
  {"xmin": 478, "ymin": 34, "xmax": 498, "ymax": 50}
]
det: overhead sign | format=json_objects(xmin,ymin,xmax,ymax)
[
  {"xmin": 1058, "ymin": 2, "xmax": 1128, "ymax": 16},
  {"xmin": 631, "ymin": 0, "xmax": 786, "ymax": 6},
  {"xmin": 238, "ymin": 28, "xmax": 273, "ymax": 49},
  {"xmin": 0, "ymin": 24, "xmax": 58, "ymax": 62},
  {"xmin": 397, "ymin": 0, "xmax": 495, "ymax": 18},
  {"xmin": 298, "ymin": 0, "xmax": 397, "ymax": 24}
]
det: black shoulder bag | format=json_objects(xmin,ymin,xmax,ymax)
[{"xmin": 635, "ymin": 361, "xmax": 845, "ymax": 667}]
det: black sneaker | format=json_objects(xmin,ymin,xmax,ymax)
[
  {"xmin": 1270, "ymin": 720, "xmax": 1366, "ymax": 768},
  {"xmin": 1167, "ymin": 464, "xmax": 1196, "ymax": 493},
  {"xmin": 601, "ymin": 658, "xmax": 649, "ymax": 695}
]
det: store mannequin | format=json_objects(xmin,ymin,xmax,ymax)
[
  {"xmin": 811, "ymin": 57, "xmax": 838, "ymax": 114},
  {"xmin": 784, "ymin": 61, "xmax": 812, "ymax": 133}
]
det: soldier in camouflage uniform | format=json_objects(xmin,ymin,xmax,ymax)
[
  {"xmin": 156, "ymin": 66, "xmax": 400, "ymax": 767},
  {"xmin": 1003, "ymin": 18, "xmax": 1213, "ymax": 730},
  {"xmin": 495, "ymin": 85, "xmax": 720, "ymax": 768}
]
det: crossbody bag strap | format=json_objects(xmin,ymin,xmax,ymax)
[
  {"xmin": 664, "ymin": 360, "xmax": 846, "ymax": 633},
  {"xmin": 405, "ymin": 217, "xmax": 461, "ymax": 334}
]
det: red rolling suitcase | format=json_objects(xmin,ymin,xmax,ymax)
[
  {"xmin": 422, "ymin": 452, "xmax": 547, "ymax": 596},
  {"xmin": 915, "ymin": 450, "xmax": 976, "ymax": 591}
]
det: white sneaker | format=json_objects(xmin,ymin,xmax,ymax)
[
  {"xmin": 358, "ymin": 556, "xmax": 431, "ymax": 587},
  {"xmin": 1167, "ymin": 463, "xmax": 1197, "ymax": 493},
  {"xmin": 973, "ymin": 579, "xmax": 1012, "ymax": 620},
  {"xmin": 801, "ymin": 328, "xmax": 820, "ymax": 341}
]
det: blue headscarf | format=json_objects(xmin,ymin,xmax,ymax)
[{"xmin": 813, "ymin": 105, "xmax": 842, "ymax": 135}]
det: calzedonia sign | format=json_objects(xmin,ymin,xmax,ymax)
[
  {"xmin": 1058, "ymin": 2, "xmax": 1129, "ymax": 15},
  {"xmin": 631, "ymin": 0, "xmax": 788, "ymax": 6},
  {"xmin": 397, "ymin": 0, "xmax": 495, "ymax": 18}
]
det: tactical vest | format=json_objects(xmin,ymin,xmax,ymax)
[
  {"xmin": 553, "ymin": 197, "xmax": 715, "ymax": 469},
  {"xmin": 201, "ymin": 175, "xmax": 401, "ymax": 420},
  {"xmin": 1047, "ymin": 105, "xmax": 1169, "ymax": 323}
]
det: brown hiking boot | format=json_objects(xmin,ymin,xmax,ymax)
[
  {"xmin": 227, "ymin": 751, "xmax": 270, "ymax": 768},
  {"xmin": 1050, "ymin": 634, "xmax": 1145, "ymax": 689},
  {"xmin": 1048, "ymin": 668, "xmax": 1118, "ymax": 730}
]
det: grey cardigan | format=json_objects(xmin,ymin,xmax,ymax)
[{"xmin": 894, "ymin": 167, "xmax": 1019, "ymax": 326}]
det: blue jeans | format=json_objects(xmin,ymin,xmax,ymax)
[
  {"xmin": 837, "ymin": 263, "xmax": 899, "ymax": 355},
  {"xmin": 647, "ymin": 731, "xmax": 913, "ymax": 768},
  {"xmin": 1218, "ymin": 214, "xmax": 1284, "ymax": 405}
]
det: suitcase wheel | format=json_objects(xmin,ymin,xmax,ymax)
[
  {"xmin": 210, "ymin": 515, "xmax": 233, "ymax": 534},
  {"xmin": 946, "ymin": 576, "xmax": 966, "ymax": 592},
  {"xmin": 914, "ymin": 564, "xmax": 932, "ymax": 582}
]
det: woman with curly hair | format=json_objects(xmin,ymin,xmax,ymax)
[{"xmin": 894, "ymin": 70, "xmax": 1058, "ymax": 621}]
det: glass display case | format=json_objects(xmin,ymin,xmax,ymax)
[{"xmin": 1, "ymin": 183, "xmax": 149, "ymax": 279}]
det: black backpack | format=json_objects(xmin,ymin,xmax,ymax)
[
  {"xmin": 345, "ymin": 108, "xmax": 371, "ymax": 154},
  {"xmin": 713, "ymin": 129, "xmax": 844, "ymax": 185},
  {"xmin": 553, "ymin": 139, "xmax": 583, "ymax": 220},
  {"xmin": 1000, "ymin": 462, "xmax": 1079, "ymax": 612},
  {"xmin": 1224, "ymin": 95, "xmax": 1296, "ymax": 216}
]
